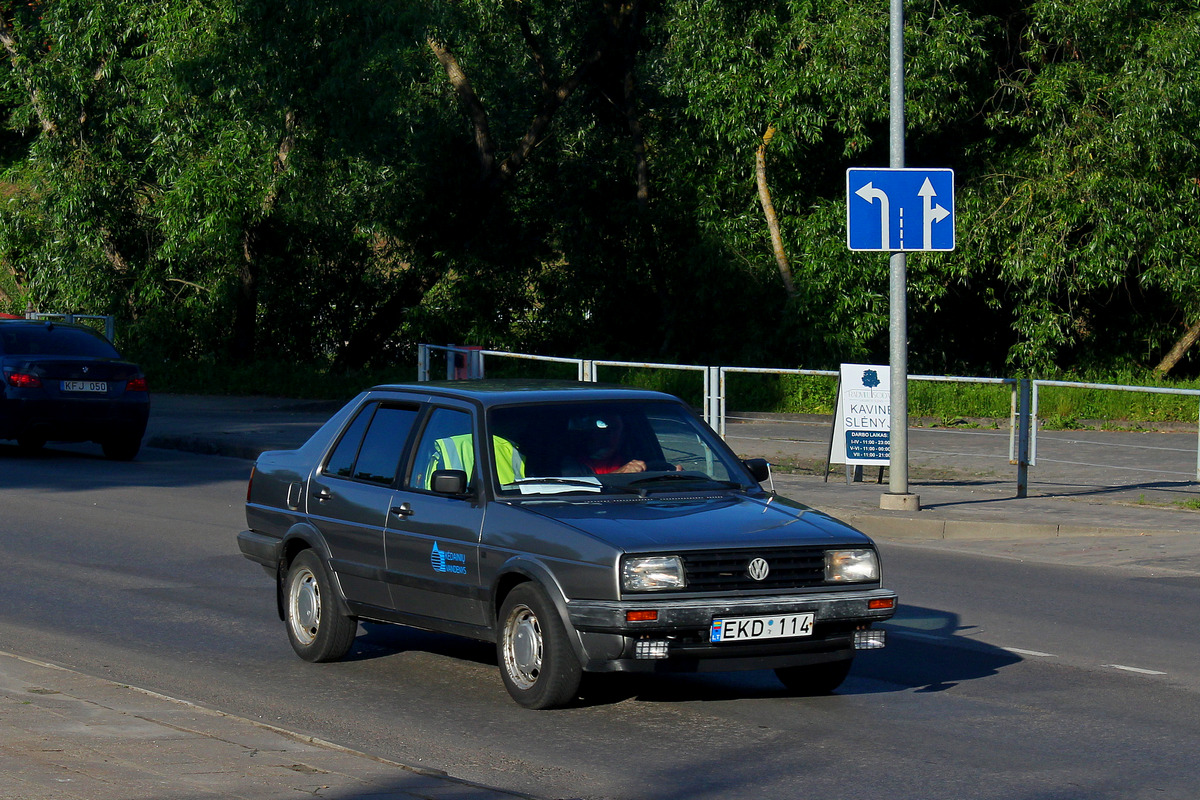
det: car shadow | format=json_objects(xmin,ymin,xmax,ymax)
[{"xmin": 348, "ymin": 604, "xmax": 1020, "ymax": 708}]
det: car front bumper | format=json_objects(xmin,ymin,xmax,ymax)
[{"xmin": 566, "ymin": 589, "xmax": 897, "ymax": 673}]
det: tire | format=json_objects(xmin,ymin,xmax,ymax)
[
  {"xmin": 497, "ymin": 583, "xmax": 582, "ymax": 709},
  {"xmin": 284, "ymin": 550, "xmax": 357, "ymax": 663},
  {"xmin": 774, "ymin": 658, "xmax": 854, "ymax": 695},
  {"xmin": 102, "ymin": 435, "xmax": 142, "ymax": 461}
]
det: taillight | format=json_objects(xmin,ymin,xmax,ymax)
[
  {"xmin": 246, "ymin": 466, "xmax": 256, "ymax": 503},
  {"xmin": 125, "ymin": 377, "xmax": 148, "ymax": 392},
  {"xmin": 5, "ymin": 372, "xmax": 42, "ymax": 388}
]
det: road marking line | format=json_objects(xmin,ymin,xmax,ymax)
[
  {"xmin": 1104, "ymin": 664, "xmax": 1167, "ymax": 676},
  {"xmin": 1002, "ymin": 647, "xmax": 1057, "ymax": 658}
]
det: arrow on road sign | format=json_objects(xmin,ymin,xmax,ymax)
[
  {"xmin": 919, "ymin": 178, "xmax": 950, "ymax": 249},
  {"xmin": 854, "ymin": 182, "xmax": 890, "ymax": 251}
]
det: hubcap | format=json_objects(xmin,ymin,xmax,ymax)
[
  {"xmin": 503, "ymin": 604, "xmax": 543, "ymax": 689},
  {"xmin": 288, "ymin": 567, "xmax": 320, "ymax": 646}
]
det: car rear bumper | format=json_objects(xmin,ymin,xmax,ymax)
[
  {"xmin": 237, "ymin": 529, "xmax": 282, "ymax": 568},
  {"xmin": 0, "ymin": 396, "xmax": 149, "ymax": 442}
]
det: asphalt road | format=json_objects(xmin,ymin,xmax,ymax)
[{"xmin": 2, "ymin": 442, "xmax": 1199, "ymax": 800}]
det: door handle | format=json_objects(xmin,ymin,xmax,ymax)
[
  {"xmin": 315, "ymin": 488, "xmax": 333, "ymax": 503},
  {"xmin": 390, "ymin": 503, "xmax": 414, "ymax": 517}
]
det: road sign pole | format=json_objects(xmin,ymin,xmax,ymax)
[{"xmin": 883, "ymin": 0, "xmax": 919, "ymax": 511}]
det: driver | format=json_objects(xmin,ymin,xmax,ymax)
[{"xmin": 579, "ymin": 416, "xmax": 647, "ymax": 474}]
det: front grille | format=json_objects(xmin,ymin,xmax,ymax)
[{"xmin": 679, "ymin": 547, "xmax": 827, "ymax": 591}]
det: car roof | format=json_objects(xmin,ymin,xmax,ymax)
[
  {"xmin": 0, "ymin": 318, "xmax": 104, "ymax": 334},
  {"xmin": 367, "ymin": 379, "xmax": 679, "ymax": 408}
]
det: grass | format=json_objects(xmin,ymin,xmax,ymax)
[{"xmin": 141, "ymin": 355, "xmax": 1200, "ymax": 430}]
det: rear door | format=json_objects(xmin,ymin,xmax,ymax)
[{"xmin": 307, "ymin": 401, "xmax": 419, "ymax": 612}]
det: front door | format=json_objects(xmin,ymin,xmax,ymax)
[{"xmin": 385, "ymin": 405, "xmax": 488, "ymax": 628}]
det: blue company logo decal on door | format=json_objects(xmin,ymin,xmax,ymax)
[{"xmin": 430, "ymin": 542, "xmax": 468, "ymax": 574}]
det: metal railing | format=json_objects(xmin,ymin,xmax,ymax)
[
  {"xmin": 1033, "ymin": 379, "xmax": 1200, "ymax": 481},
  {"xmin": 25, "ymin": 313, "xmax": 116, "ymax": 343},
  {"xmin": 417, "ymin": 345, "xmax": 1200, "ymax": 486}
]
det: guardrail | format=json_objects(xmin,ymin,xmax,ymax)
[
  {"xmin": 25, "ymin": 313, "xmax": 117, "ymax": 343},
  {"xmin": 1033, "ymin": 379, "xmax": 1200, "ymax": 481},
  {"xmin": 416, "ymin": 345, "xmax": 1200, "ymax": 487}
]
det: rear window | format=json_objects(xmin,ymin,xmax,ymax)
[{"xmin": 0, "ymin": 325, "xmax": 121, "ymax": 358}]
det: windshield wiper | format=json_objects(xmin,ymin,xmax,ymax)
[{"xmin": 626, "ymin": 474, "xmax": 742, "ymax": 491}]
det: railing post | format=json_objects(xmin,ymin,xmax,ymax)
[
  {"xmin": 1016, "ymin": 378, "xmax": 1031, "ymax": 498},
  {"xmin": 705, "ymin": 366, "xmax": 721, "ymax": 434},
  {"xmin": 718, "ymin": 367, "xmax": 728, "ymax": 438},
  {"xmin": 1008, "ymin": 380, "xmax": 1018, "ymax": 463},
  {"xmin": 417, "ymin": 344, "xmax": 430, "ymax": 381}
]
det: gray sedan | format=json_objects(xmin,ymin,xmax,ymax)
[{"xmin": 237, "ymin": 381, "xmax": 897, "ymax": 708}]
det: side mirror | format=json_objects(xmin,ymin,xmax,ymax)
[
  {"xmin": 743, "ymin": 458, "xmax": 771, "ymax": 483},
  {"xmin": 431, "ymin": 469, "xmax": 470, "ymax": 495}
]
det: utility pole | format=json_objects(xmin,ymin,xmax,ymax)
[{"xmin": 881, "ymin": 0, "xmax": 921, "ymax": 512}]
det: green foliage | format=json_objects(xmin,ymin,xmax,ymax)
[
  {"xmin": 0, "ymin": 0, "xmax": 1197, "ymax": 381},
  {"xmin": 967, "ymin": 0, "xmax": 1200, "ymax": 373}
]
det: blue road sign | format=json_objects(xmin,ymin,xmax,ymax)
[{"xmin": 846, "ymin": 168, "xmax": 955, "ymax": 252}]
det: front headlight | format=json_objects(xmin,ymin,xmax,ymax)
[
  {"xmin": 825, "ymin": 549, "xmax": 879, "ymax": 583},
  {"xmin": 622, "ymin": 555, "xmax": 686, "ymax": 592}
]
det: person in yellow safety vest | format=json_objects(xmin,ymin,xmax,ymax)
[{"xmin": 433, "ymin": 434, "xmax": 525, "ymax": 485}]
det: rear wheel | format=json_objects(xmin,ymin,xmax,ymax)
[
  {"xmin": 497, "ymin": 583, "xmax": 582, "ymax": 709},
  {"xmin": 774, "ymin": 658, "xmax": 853, "ymax": 695},
  {"xmin": 284, "ymin": 550, "xmax": 357, "ymax": 662}
]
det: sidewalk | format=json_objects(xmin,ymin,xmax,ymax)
[{"xmin": 0, "ymin": 650, "xmax": 531, "ymax": 800}]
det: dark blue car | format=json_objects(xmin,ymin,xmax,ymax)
[
  {"xmin": 0, "ymin": 319, "xmax": 149, "ymax": 459},
  {"xmin": 238, "ymin": 381, "xmax": 897, "ymax": 708}
]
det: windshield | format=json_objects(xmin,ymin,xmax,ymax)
[{"xmin": 488, "ymin": 400, "xmax": 752, "ymax": 497}]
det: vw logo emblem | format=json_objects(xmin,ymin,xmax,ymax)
[
  {"xmin": 747, "ymin": 557, "xmax": 770, "ymax": 581},
  {"xmin": 81, "ymin": 366, "xmax": 89, "ymax": 374}
]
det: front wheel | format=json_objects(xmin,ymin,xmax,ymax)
[
  {"xmin": 497, "ymin": 583, "xmax": 582, "ymax": 709},
  {"xmin": 284, "ymin": 550, "xmax": 357, "ymax": 662},
  {"xmin": 774, "ymin": 658, "xmax": 853, "ymax": 695}
]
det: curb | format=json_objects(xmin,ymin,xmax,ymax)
[{"xmin": 823, "ymin": 508, "xmax": 1196, "ymax": 541}]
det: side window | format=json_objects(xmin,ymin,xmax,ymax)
[
  {"xmin": 324, "ymin": 403, "xmax": 418, "ymax": 485},
  {"xmin": 324, "ymin": 404, "xmax": 375, "ymax": 479},
  {"xmin": 408, "ymin": 408, "xmax": 473, "ymax": 490},
  {"xmin": 353, "ymin": 406, "xmax": 419, "ymax": 485}
]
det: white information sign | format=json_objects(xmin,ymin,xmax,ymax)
[{"xmin": 830, "ymin": 363, "xmax": 892, "ymax": 466}]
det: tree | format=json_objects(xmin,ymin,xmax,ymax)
[
  {"xmin": 657, "ymin": 0, "xmax": 988, "ymax": 365},
  {"xmin": 969, "ymin": 0, "xmax": 1200, "ymax": 373}
]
